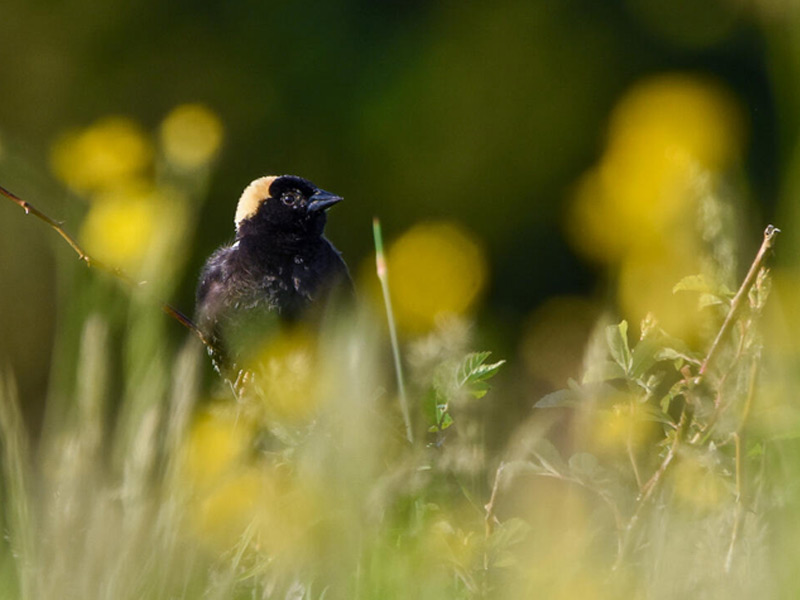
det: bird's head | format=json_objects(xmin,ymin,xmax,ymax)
[{"xmin": 234, "ymin": 175, "xmax": 343, "ymax": 238}]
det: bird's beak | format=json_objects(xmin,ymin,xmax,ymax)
[{"xmin": 307, "ymin": 189, "xmax": 343, "ymax": 213}]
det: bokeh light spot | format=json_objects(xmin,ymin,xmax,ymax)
[
  {"xmin": 160, "ymin": 103, "xmax": 224, "ymax": 169},
  {"xmin": 50, "ymin": 116, "xmax": 153, "ymax": 193},
  {"xmin": 181, "ymin": 408, "xmax": 252, "ymax": 492},
  {"xmin": 386, "ymin": 221, "xmax": 488, "ymax": 333},
  {"xmin": 590, "ymin": 398, "xmax": 659, "ymax": 455},
  {"xmin": 79, "ymin": 182, "xmax": 178, "ymax": 274},
  {"xmin": 248, "ymin": 327, "xmax": 319, "ymax": 420},
  {"xmin": 566, "ymin": 73, "xmax": 744, "ymax": 265}
]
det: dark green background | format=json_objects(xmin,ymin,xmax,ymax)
[{"xmin": 0, "ymin": 0, "xmax": 793, "ymax": 417}]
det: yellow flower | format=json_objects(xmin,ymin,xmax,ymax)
[
  {"xmin": 50, "ymin": 117, "xmax": 152, "ymax": 193},
  {"xmin": 589, "ymin": 397, "xmax": 658, "ymax": 455},
  {"xmin": 567, "ymin": 73, "xmax": 743, "ymax": 264},
  {"xmin": 189, "ymin": 459, "xmax": 320, "ymax": 558},
  {"xmin": 79, "ymin": 181, "xmax": 184, "ymax": 275},
  {"xmin": 617, "ymin": 244, "xmax": 707, "ymax": 342},
  {"xmin": 384, "ymin": 221, "xmax": 488, "ymax": 333},
  {"xmin": 160, "ymin": 103, "xmax": 224, "ymax": 169},
  {"xmin": 180, "ymin": 408, "xmax": 252, "ymax": 492},
  {"xmin": 195, "ymin": 468, "xmax": 263, "ymax": 549},
  {"xmin": 247, "ymin": 327, "xmax": 320, "ymax": 420}
]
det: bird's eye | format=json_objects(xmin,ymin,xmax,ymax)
[{"xmin": 281, "ymin": 191, "xmax": 302, "ymax": 206}]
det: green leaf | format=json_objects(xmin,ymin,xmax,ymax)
[
  {"xmin": 660, "ymin": 379, "xmax": 687, "ymax": 413},
  {"xmin": 643, "ymin": 329, "xmax": 701, "ymax": 367},
  {"xmin": 698, "ymin": 293, "xmax": 726, "ymax": 309},
  {"xmin": 456, "ymin": 352, "xmax": 506, "ymax": 399},
  {"xmin": 654, "ymin": 347, "xmax": 686, "ymax": 362},
  {"xmin": 535, "ymin": 382, "xmax": 620, "ymax": 409},
  {"xmin": 630, "ymin": 336, "xmax": 661, "ymax": 380},
  {"xmin": 638, "ymin": 402, "xmax": 677, "ymax": 425},
  {"xmin": 673, "ymin": 273, "xmax": 734, "ymax": 307},
  {"xmin": 673, "ymin": 274, "xmax": 714, "ymax": 294},
  {"xmin": 423, "ymin": 386, "xmax": 451, "ymax": 430},
  {"xmin": 583, "ymin": 360, "xmax": 626, "ymax": 383},
  {"xmin": 439, "ymin": 412, "xmax": 454, "ymax": 430},
  {"xmin": 606, "ymin": 321, "xmax": 632, "ymax": 373},
  {"xmin": 535, "ymin": 388, "xmax": 581, "ymax": 408},
  {"xmin": 428, "ymin": 409, "xmax": 454, "ymax": 433}
]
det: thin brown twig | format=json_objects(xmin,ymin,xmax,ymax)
[
  {"xmin": 612, "ymin": 403, "xmax": 689, "ymax": 571},
  {"xmin": 699, "ymin": 225, "xmax": 780, "ymax": 377},
  {"xmin": 690, "ymin": 319, "xmax": 749, "ymax": 445},
  {"xmin": 614, "ymin": 225, "xmax": 780, "ymax": 570},
  {"xmin": 0, "ymin": 183, "xmax": 216, "ymax": 353}
]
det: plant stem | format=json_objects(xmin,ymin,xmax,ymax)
[
  {"xmin": 699, "ymin": 225, "xmax": 780, "ymax": 377},
  {"xmin": 0, "ymin": 184, "xmax": 216, "ymax": 353},
  {"xmin": 614, "ymin": 403, "xmax": 689, "ymax": 571},
  {"xmin": 373, "ymin": 218, "xmax": 413, "ymax": 444},
  {"xmin": 725, "ymin": 432, "xmax": 743, "ymax": 572},
  {"xmin": 615, "ymin": 225, "xmax": 780, "ymax": 570}
]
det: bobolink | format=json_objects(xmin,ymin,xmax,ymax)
[{"xmin": 195, "ymin": 174, "xmax": 351, "ymax": 375}]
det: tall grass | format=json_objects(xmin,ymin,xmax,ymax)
[{"xmin": 0, "ymin": 201, "xmax": 798, "ymax": 598}]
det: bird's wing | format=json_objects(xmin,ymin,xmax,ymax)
[{"xmin": 195, "ymin": 245, "xmax": 239, "ymax": 372}]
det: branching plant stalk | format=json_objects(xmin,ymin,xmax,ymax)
[
  {"xmin": 373, "ymin": 218, "xmax": 413, "ymax": 444},
  {"xmin": 613, "ymin": 403, "xmax": 690, "ymax": 571},
  {"xmin": 699, "ymin": 225, "xmax": 779, "ymax": 377},
  {"xmin": 615, "ymin": 224, "xmax": 779, "ymax": 570},
  {"xmin": 0, "ymin": 184, "xmax": 218, "ymax": 354}
]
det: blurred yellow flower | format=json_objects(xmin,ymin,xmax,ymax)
[
  {"xmin": 79, "ymin": 181, "xmax": 182, "ymax": 274},
  {"xmin": 609, "ymin": 73, "xmax": 742, "ymax": 170},
  {"xmin": 181, "ymin": 408, "xmax": 252, "ymax": 492},
  {"xmin": 385, "ymin": 221, "xmax": 488, "ymax": 333},
  {"xmin": 50, "ymin": 116, "xmax": 153, "ymax": 193},
  {"xmin": 567, "ymin": 73, "xmax": 743, "ymax": 264},
  {"xmin": 589, "ymin": 397, "xmax": 658, "ymax": 455},
  {"xmin": 196, "ymin": 468, "xmax": 263, "ymax": 549},
  {"xmin": 248, "ymin": 327, "xmax": 320, "ymax": 420},
  {"xmin": 160, "ymin": 103, "xmax": 224, "ymax": 169},
  {"xmin": 190, "ymin": 459, "xmax": 320, "ymax": 558},
  {"xmin": 617, "ymin": 244, "xmax": 707, "ymax": 342}
]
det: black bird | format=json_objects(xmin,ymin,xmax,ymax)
[{"xmin": 195, "ymin": 175, "xmax": 351, "ymax": 376}]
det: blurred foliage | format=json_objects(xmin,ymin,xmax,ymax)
[{"xmin": 4, "ymin": 0, "xmax": 800, "ymax": 598}]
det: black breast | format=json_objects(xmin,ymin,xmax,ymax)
[{"xmin": 195, "ymin": 236, "xmax": 351, "ymax": 372}]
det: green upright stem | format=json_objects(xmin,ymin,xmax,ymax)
[{"xmin": 373, "ymin": 218, "xmax": 413, "ymax": 444}]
